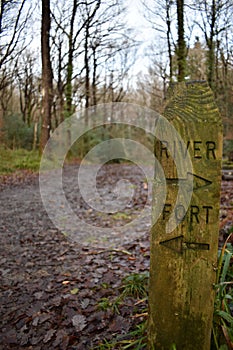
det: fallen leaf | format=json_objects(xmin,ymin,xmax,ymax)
[
  {"xmin": 53, "ymin": 329, "xmax": 68, "ymax": 347},
  {"xmin": 128, "ymin": 256, "xmax": 136, "ymax": 261},
  {"xmin": 62, "ymin": 280, "xmax": 70, "ymax": 285},
  {"xmin": 72, "ymin": 314, "xmax": 87, "ymax": 332},
  {"xmin": 81, "ymin": 298, "xmax": 90, "ymax": 309},
  {"xmin": 109, "ymin": 315, "xmax": 130, "ymax": 333},
  {"xmin": 43, "ymin": 329, "xmax": 56, "ymax": 343},
  {"xmin": 70, "ymin": 288, "xmax": 79, "ymax": 295}
]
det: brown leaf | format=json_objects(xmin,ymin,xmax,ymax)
[
  {"xmin": 43, "ymin": 329, "xmax": 56, "ymax": 343},
  {"xmin": 109, "ymin": 315, "xmax": 130, "ymax": 333},
  {"xmin": 53, "ymin": 329, "xmax": 68, "ymax": 347}
]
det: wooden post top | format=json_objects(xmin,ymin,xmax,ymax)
[{"xmin": 164, "ymin": 81, "xmax": 222, "ymax": 124}]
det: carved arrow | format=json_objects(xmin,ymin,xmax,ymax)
[
  {"xmin": 159, "ymin": 235, "xmax": 210, "ymax": 254},
  {"xmin": 165, "ymin": 172, "xmax": 212, "ymax": 191}
]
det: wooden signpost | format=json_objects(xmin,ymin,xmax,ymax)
[{"xmin": 148, "ymin": 82, "xmax": 223, "ymax": 349}]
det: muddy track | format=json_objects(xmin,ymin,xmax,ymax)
[{"xmin": 0, "ymin": 164, "xmax": 232, "ymax": 349}]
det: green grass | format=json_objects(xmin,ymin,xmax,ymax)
[
  {"xmin": 120, "ymin": 272, "xmax": 149, "ymax": 299},
  {"xmin": 0, "ymin": 147, "xmax": 41, "ymax": 174},
  {"xmin": 222, "ymin": 159, "xmax": 233, "ymax": 169},
  {"xmin": 212, "ymin": 233, "xmax": 233, "ymax": 350},
  {"xmin": 94, "ymin": 319, "xmax": 147, "ymax": 350},
  {"xmin": 94, "ymin": 272, "xmax": 148, "ymax": 350},
  {"xmin": 97, "ymin": 297, "xmax": 122, "ymax": 315},
  {"xmin": 111, "ymin": 212, "xmax": 132, "ymax": 221}
]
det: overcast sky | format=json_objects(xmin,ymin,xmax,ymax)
[{"xmin": 126, "ymin": 0, "xmax": 155, "ymax": 78}]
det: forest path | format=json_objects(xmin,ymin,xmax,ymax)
[{"xmin": 0, "ymin": 164, "xmax": 232, "ymax": 349}]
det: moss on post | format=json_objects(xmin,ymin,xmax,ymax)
[{"xmin": 148, "ymin": 81, "xmax": 223, "ymax": 350}]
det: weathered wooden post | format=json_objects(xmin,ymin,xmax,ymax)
[{"xmin": 148, "ymin": 82, "xmax": 223, "ymax": 349}]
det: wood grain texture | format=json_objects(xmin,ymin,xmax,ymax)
[{"xmin": 148, "ymin": 82, "xmax": 223, "ymax": 350}]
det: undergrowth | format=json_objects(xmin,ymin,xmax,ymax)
[
  {"xmin": 0, "ymin": 146, "xmax": 41, "ymax": 174},
  {"xmin": 212, "ymin": 232, "xmax": 233, "ymax": 350},
  {"xmin": 94, "ymin": 233, "xmax": 233, "ymax": 350},
  {"xmin": 94, "ymin": 272, "xmax": 149, "ymax": 350}
]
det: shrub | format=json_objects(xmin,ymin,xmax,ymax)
[{"xmin": 2, "ymin": 113, "xmax": 34, "ymax": 150}]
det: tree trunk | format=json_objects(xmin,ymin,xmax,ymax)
[
  {"xmin": 92, "ymin": 46, "xmax": 97, "ymax": 107},
  {"xmin": 166, "ymin": 0, "xmax": 173, "ymax": 82},
  {"xmin": 0, "ymin": 106, "xmax": 3, "ymax": 141},
  {"xmin": 33, "ymin": 121, "xmax": 38, "ymax": 150},
  {"xmin": 84, "ymin": 23, "xmax": 90, "ymax": 111},
  {"xmin": 84, "ymin": 22, "xmax": 90, "ymax": 128},
  {"xmin": 176, "ymin": 0, "xmax": 186, "ymax": 82},
  {"xmin": 40, "ymin": 0, "xmax": 53, "ymax": 153},
  {"xmin": 57, "ymin": 41, "xmax": 64, "ymax": 123},
  {"xmin": 207, "ymin": 0, "xmax": 216, "ymax": 90},
  {"xmin": 64, "ymin": 0, "xmax": 77, "ymax": 118}
]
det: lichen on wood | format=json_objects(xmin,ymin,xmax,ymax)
[{"xmin": 148, "ymin": 81, "xmax": 223, "ymax": 350}]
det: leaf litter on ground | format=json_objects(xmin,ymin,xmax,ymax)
[{"xmin": 0, "ymin": 164, "xmax": 232, "ymax": 349}]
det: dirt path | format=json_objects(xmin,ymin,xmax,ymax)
[
  {"xmin": 0, "ymin": 164, "xmax": 152, "ymax": 247},
  {"xmin": 0, "ymin": 164, "xmax": 232, "ymax": 349},
  {"xmin": 0, "ymin": 164, "xmax": 151, "ymax": 350}
]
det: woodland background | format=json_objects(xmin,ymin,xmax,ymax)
[
  {"xmin": 0, "ymin": 0, "xmax": 233, "ymax": 158},
  {"xmin": 1, "ymin": 2, "xmax": 233, "ymax": 349}
]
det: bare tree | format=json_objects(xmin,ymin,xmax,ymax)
[
  {"xmin": 50, "ymin": 0, "xmax": 135, "ymax": 118},
  {"xmin": 40, "ymin": 0, "xmax": 53, "ymax": 153},
  {"xmin": 142, "ymin": 0, "xmax": 175, "ymax": 82},
  {"xmin": 0, "ymin": 65, "xmax": 15, "ymax": 115},
  {"xmin": 194, "ymin": 0, "xmax": 233, "ymax": 89},
  {"xmin": 103, "ymin": 39, "xmax": 137, "ymax": 104},
  {"xmin": 51, "ymin": 0, "xmax": 101, "ymax": 118},
  {"xmin": 84, "ymin": 0, "xmax": 137, "ymax": 107},
  {"xmin": 64, "ymin": 0, "xmax": 79, "ymax": 117},
  {"xmin": 0, "ymin": 0, "xmax": 32, "ymax": 137},
  {"xmin": 186, "ymin": 37, "xmax": 206, "ymax": 81},
  {"xmin": 134, "ymin": 68, "xmax": 165, "ymax": 112},
  {"xmin": 16, "ymin": 51, "xmax": 40, "ymax": 126},
  {"xmin": 0, "ymin": 0, "xmax": 31, "ymax": 68},
  {"xmin": 81, "ymin": 0, "xmax": 101, "ymax": 111}
]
